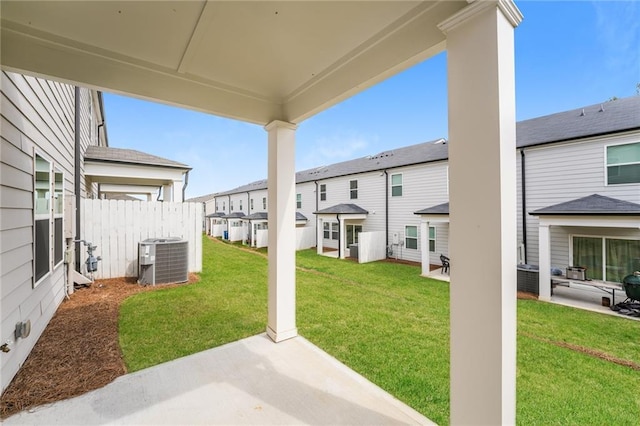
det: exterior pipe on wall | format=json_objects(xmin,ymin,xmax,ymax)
[
  {"xmin": 336, "ymin": 214, "xmax": 341, "ymax": 259},
  {"xmin": 246, "ymin": 191, "xmax": 250, "ymax": 214},
  {"xmin": 74, "ymin": 87, "xmax": 82, "ymax": 271},
  {"xmin": 383, "ymin": 170, "xmax": 389, "ymax": 256},
  {"xmin": 182, "ymin": 170, "xmax": 189, "ymax": 201},
  {"xmin": 520, "ymin": 149, "xmax": 527, "ymax": 264},
  {"xmin": 314, "ymin": 181, "xmax": 319, "ymax": 247}
]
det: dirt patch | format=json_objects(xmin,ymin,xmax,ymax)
[
  {"xmin": 517, "ymin": 291, "xmax": 539, "ymax": 300},
  {"xmin": 0, "ymin": 274, "xmax": 197, "ymax": 419},
  {"xmin": 521, "ymin": 332, "xmax": 640, "ymax": 371}
]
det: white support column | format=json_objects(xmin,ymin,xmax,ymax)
[
  {"xmin": 162, "ymin": 184, "xmax": 173, "ymax": 202},
  {"xmin": 538, "ymin": 224, "xmax": 552, "ymax": 301},
  {"xmin": 339, "ymin": 217, "xmax": 347, "ymax": 259},
  {"xmin": 317, "ymin": 218, "xmax": 324, "ymax": 255},
  {"xmin": 265, "ymin": 120, "xmax": 298, "ymax": 343},
  {"xmin": 420, "ymin": 220, "xmax": 430, "ymax": 276},
  {"xmin": 173, "ymin": 180, "xmax": 184, "ymax": 202},
  {"xmin": 439, "ymin": 1, "xmax": 522, "ymax": 425}
]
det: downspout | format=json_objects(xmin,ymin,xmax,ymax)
[
  {"xmin": 157, "ymin": 186, "xmax": 162, "ymax": 201},
  {"xmin": 246, "ymin": 191, "xmax": 250, "ymax": 213},
  {"xmin": 314, "ymin": 181, "xmax": 319, "ymax": 247},
  {"xmin": 74, "ymin": 87, "xmax": 82, "ymax": 271},
  {"xmin": 336, "ymin": 214, "xmax": 341, "ymax": 259},
  {"xmin": 182, "ymin": 170, "xmax": 189, "ymax": 201},
  {"xmin": 228, "ymin": 195, "xmax": 231, "ymax": 212},
  {"xmin": 520, "ymin": 149, "xmax": 527, "ymax": 264},
  {"xmin": 383, "ymin": 170, "xmax": 389, "ymax": 257}
]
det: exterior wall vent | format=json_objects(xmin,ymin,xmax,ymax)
[{"xmin": 138, "ymin": 238, "xmax": 188, "ymax": 285}]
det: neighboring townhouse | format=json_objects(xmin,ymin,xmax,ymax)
[
  {"xmin": 1, "ymin": 72, "xmax": 104, "ymax": 393},
  {"xmin": 1, "ymin": 71, "xmax": 198, "ymax": 393},
  {"xmin": 203, "ymin": 97, "xmax": 639, "ymax": 289}
]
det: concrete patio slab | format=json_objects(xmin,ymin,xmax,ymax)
[{"xmin": 4, "ymin": 334, "xmax": 433, "ymax": 425}]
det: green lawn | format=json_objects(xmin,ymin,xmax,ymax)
[{"xmin": 119, "ymin": 236, "xmax": 640, "ymax": 425}]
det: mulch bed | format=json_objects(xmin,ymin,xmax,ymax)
[{"xmin": 0, "ymin": 275, "xmax": 197, "ymax": 419}]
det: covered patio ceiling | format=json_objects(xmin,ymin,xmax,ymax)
[{"xmin": 1, "ymin": 0, "xmax": 466, "ymax": 125}]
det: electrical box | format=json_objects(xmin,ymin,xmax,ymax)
[
  {"xmin": 139, "ymin": 243, "xmax": 156, "ymax": 266},
  {"xmin": 392, "ymin": 232, "xmax": 399, "ymax": 245}
]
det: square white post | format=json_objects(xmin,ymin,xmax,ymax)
[
  {"xmin": 538, "ymin": 224, "xmax": 552, "ymax": 301},
  {"xmin": 317, "ymin": 218, "xmax": 324, "ymax": 255},
  {"xmin": 420, "ymin": 220, "xmax": 430, "ymax": 276},
  {"xmin": 265, "ymin": 120, "xmax": 298, "ymax": 342},
  {"xmin": 339, "ymin": 217, "xmax": 347, "ymax": 259},
  {"xmin": 439, "ymin": 1, "xmax": 522, "ymax": 424},
  {"xmin": 162, "ymin": 184, "xmax": 173, "ymax": 202}
]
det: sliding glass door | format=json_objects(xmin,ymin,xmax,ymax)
[{"xmin": 572, "ymin": 236, "xmax": 640, "ymax": 282}]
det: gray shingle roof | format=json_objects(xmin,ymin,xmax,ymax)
[
  {"xmin": 205, "ymin": 212, "xmax": 226, "ymax": 218},
  {"xmin": 314, "ymin": 203, "xmax": 368, "ymax": 215},
  {"xmin": 517, "ymin": 96, "xmax": 640, "ymax": 148},
  {"xmin": 85, "ymin": 146, "xmax": 190, "ymax": 169},
  {"xmin": 243, "ymin": 212, "xmax": 268, "ymax": 220},
  {"xmin": 213, "ymin": 96, "xmax": 640, "ymax": 197},
  {"xmin": 296, "ymin": 212, "xmax": 308, "ymax": 221},
  {"xmin": 414, "ymin": 202, "xmax": 449, "ymax": 215},
  {"xmin": 223, "ymin": 212, "xmax": 246, "ymax": 219},
  {"xmin": 187, "ymin": 193, "xmax": 218, "ymax": 203},
  {"xmin": 530, "ymin": 194, "xmax": 640, "ymax": 216}
]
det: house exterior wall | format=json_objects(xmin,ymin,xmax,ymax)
[
  {"xmin": 0, "ymin": 72, "xmax": 100, "ymax": 393},
  {"xmin": 520, "ymin": 130, "xmax": 640, "ymax": 266},
  {"xmin": 387, "ymin": 161, "xmax": 449, "ymax": 263},
  {"xmin": 249, "ymin": 189, "xmax": 268, "ymax": 214}
]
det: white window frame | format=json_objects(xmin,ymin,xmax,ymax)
[
  {"xmin": 323, "ymin": 222, "xmax": 330, "ymax": 239},
  {"xmin": 296, "ymin": 193, "xmax": 302, "ymax": 209},
  {"xmin": 262, "ymin": 197, "xmax": 267, "ymax": 210},
  {"xmin": 230, "ymin": 201, "xmax": 234, "ymax": 211},
  {"xmin": 215, "ymin": 201, "xmax": 219, "ymax": 211},
  {"xmin": 346, "ymin": 224, "xmax": 362, "ymax": 245},
  {"xmin": 34, "ymin": 152, "xmax": 65, "ymax": 287},
  {"xmin": 331, "ymin": 222, "xmax": 339, "ymax": 240},
  {"xmin": 391, "ymin": 173, "xmax": 403, "ymax": 197},
  {"xmin": 349, "ymin": 180, "xmax": 358, "ymax": 200},
  {"xmin": 429, "ymin": 226, "xmax": 436, "ymax": 253},
  {"xmin": 250, "ymin": 198, "xmax": 254, "ymax": 210},
  {"xmin": 239, "ymin": 200, "xmax": 243, "ymax": 211},
  {"xmin": 605, "ymin": 141, "xmax": 640, "ymax": 186},
  {"xmin": 405, "ymin": 225, "xmax": 418, "ymax": 250},
  {"xmin": 320, "ymin": 184, "xmax": 327, "ymax": 201},
  {"xmin": 222, "ymin": 201, "xmax": 226, "ymax": 211}
]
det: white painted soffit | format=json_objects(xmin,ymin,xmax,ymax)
[
  {"xmin": 0, "ymin": 1, "xmax": 467, "ymax": 125},
  {"xmin": 537, "ymin": 215, "xmax": 640, "ymax": 229},
  {"xmin": 85, "ymin": 162, "xmax": 185, "ymax": 186}
]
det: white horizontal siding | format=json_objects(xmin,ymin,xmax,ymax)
[
  {"xmin": 522, "ymin": 131, "xmax": 640, "ymax": 266},
  {"xmin": 0, "ymin": 72, "xmax": 78, "ymax": 393}
]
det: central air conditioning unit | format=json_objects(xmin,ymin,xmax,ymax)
[{"xmin": 138, "ymin": 238, "xmax": 189, "ymax": 285}]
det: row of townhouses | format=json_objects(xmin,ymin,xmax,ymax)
[{"xmin": 197, "ymin": 96, "xmax": 640, "ymax": 298}]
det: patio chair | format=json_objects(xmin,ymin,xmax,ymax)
[{"xmin": 440, "ymin": 254, "xmax": 450, "ymax": 274}]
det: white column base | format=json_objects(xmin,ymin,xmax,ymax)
[{"xmin": 266, "ymin": 326, "xmax": 299, "ymax": 343}]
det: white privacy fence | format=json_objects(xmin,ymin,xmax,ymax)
[
  {"xmin": 358, "ymin": 231, "xmax": 386, "ymax": 263},
  {"xmin": 81, "ymin": 199, "xmax": 203, "ymax": 279},
  {"xmin": 296, "ymin": 226, "xmax": 316, "ymax": 250}
]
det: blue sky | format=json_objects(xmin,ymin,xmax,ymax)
[{"xmin": 102, "ymin": 1, "xmax": 640, "ymax": 200}]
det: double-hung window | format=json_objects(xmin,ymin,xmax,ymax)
[
  {"xmin": 222, "ymin": 201, "xmax": 226, "ymax": 211},
  {"xmin": 606, "ymin": 142, "xmax": 640, "ymax": 185},
  {"xmin": 230, "ymin": 201, "xmax": 234, "ymax": 211},
  {"xmin": 320, "ymin": 184, "xmax": 327, "ymax": 201},
  {"xmin": 239, "ymin": 200, "xmax": 243, "ymax": 211},
  {"xmin": 429, "ymin": 226, "xmax": 436, "ymax": 252},
  {"xmin": 349, "ymin": 180, "xmax": 358, "ymax": 199},
  {"xmin": 405, "ymin": 225, "xmax": 418, "ymax": 249},
  {"xmin": 34, "ymin": 154, "xmax": 64, "ymax": 286},
  {"xmin": 346, "ymin": 224, "xmax": 362, "ymax": 245},
  {"xmin": 323, "ymin": 222, "xmax": 330, "ymax": 239},
  {"xmin": 391, "ymin": 174, "xmax": 403, "ymax": 196},
  {"xmin": 296, "ymin": 193, "xmax": 302, "ymax": 209},
  {"xmin": 262, "ymin": 197, "xmax": 267, "ymax": 210},
  {"xmin": 250, "ymin": 199, "xmax": 254, "ymax": 210},
  {"xmin": 331, "ymin": 223, "xmax": 339, "ymax": 240}
]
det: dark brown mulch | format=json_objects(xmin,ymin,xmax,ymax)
[{"xmin": 0, "ymin": 274, "xmax": 198, "ymax": 419}]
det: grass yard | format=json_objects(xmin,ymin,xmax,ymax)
[{"xmin": 119, "ymin": 236, "xmax": 640, "ymax": 425}]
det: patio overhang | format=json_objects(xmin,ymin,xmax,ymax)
[
  {"xmin": 414, "ymin": 202, "xmax": 450, "ymax": 224},
  {"xmin": 531, "ymin": 194, "xmax": 640, "ymax": 301},
  {"xmin": 1, "ymin": 1, "xmax": 523, "ymax": 422}
]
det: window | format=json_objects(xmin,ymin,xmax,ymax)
[
  {"xmin": 262, "ymin": 197, "xmax": 267, "ymax": 210},
  {"xmin": 230, "ymin": 221, "xmax": 242, "ymax": 227},
  {"xmin": 34, "ymin": 155, "xmax": 64, "ymax": 284},
  {"xmin": 331, "ymin": 222, "xmax": 339, "ymax": 240},
  {"xmin": 53, "ymin": 169, "xmax": 63, "ymax": 266},
  {"xmin": 429, "ymin": 226, "xmax": 436, "ymax": 252},
  {"xmin": 215, "ymin": 201, "xmax": 219, "ymax": 211},
  {"xmin": 606, "ymin": 142, "xmax": 640, "ymax": 185},
  {"xmin": 250, "ymin": 199, "xmax": 254, "ymax": 210},
  {"xmin": 230, "ymin": 201, "xmax": 234, "ymax": 211},
  {"xmin": 572, "ymin": 235, "xmax": 640, "ymax": 282},
  {"xmin": 239, "ymin": 200, "xmax": 243, "ymax": 211},
  {"xmin": 405, "ymin": 225, "xmax": 418, "ymax": 249},
  {"xmin": 222, "ymin": 201, "xmax": 226, "ymax": 211},
  {"xmin": 296, "ymin": 193, "xmax": 302, "ymax": 209},
  {"xmin": 391, "ymin": 174, "xmax": 403, "ymax": 196},
  {"xmin": 350, "ymin": 180, "xmax": 358, "ymax": 199},
  {"xmin": 35, "ymin": 154, "xmax": 51, "ymax": 283},
  {"xmin": 320, "ymin": 184, "xmax": 327, "ymax": 201},
  {"xmin": 346, "ymin": 224, "xmax": 362, "ymax": 245},
  {"xmin": 323, "ymin": 222, "xmax": 330, "ymax": 239}
]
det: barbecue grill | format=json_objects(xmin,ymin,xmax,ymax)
[{"xmin": 622, "ymin": 272, "xmax": 640, "ymax": 303}]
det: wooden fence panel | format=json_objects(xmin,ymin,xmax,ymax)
[{"xmin": 81, "ymin": 199, "xmax": 203, "ymax": 279}]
